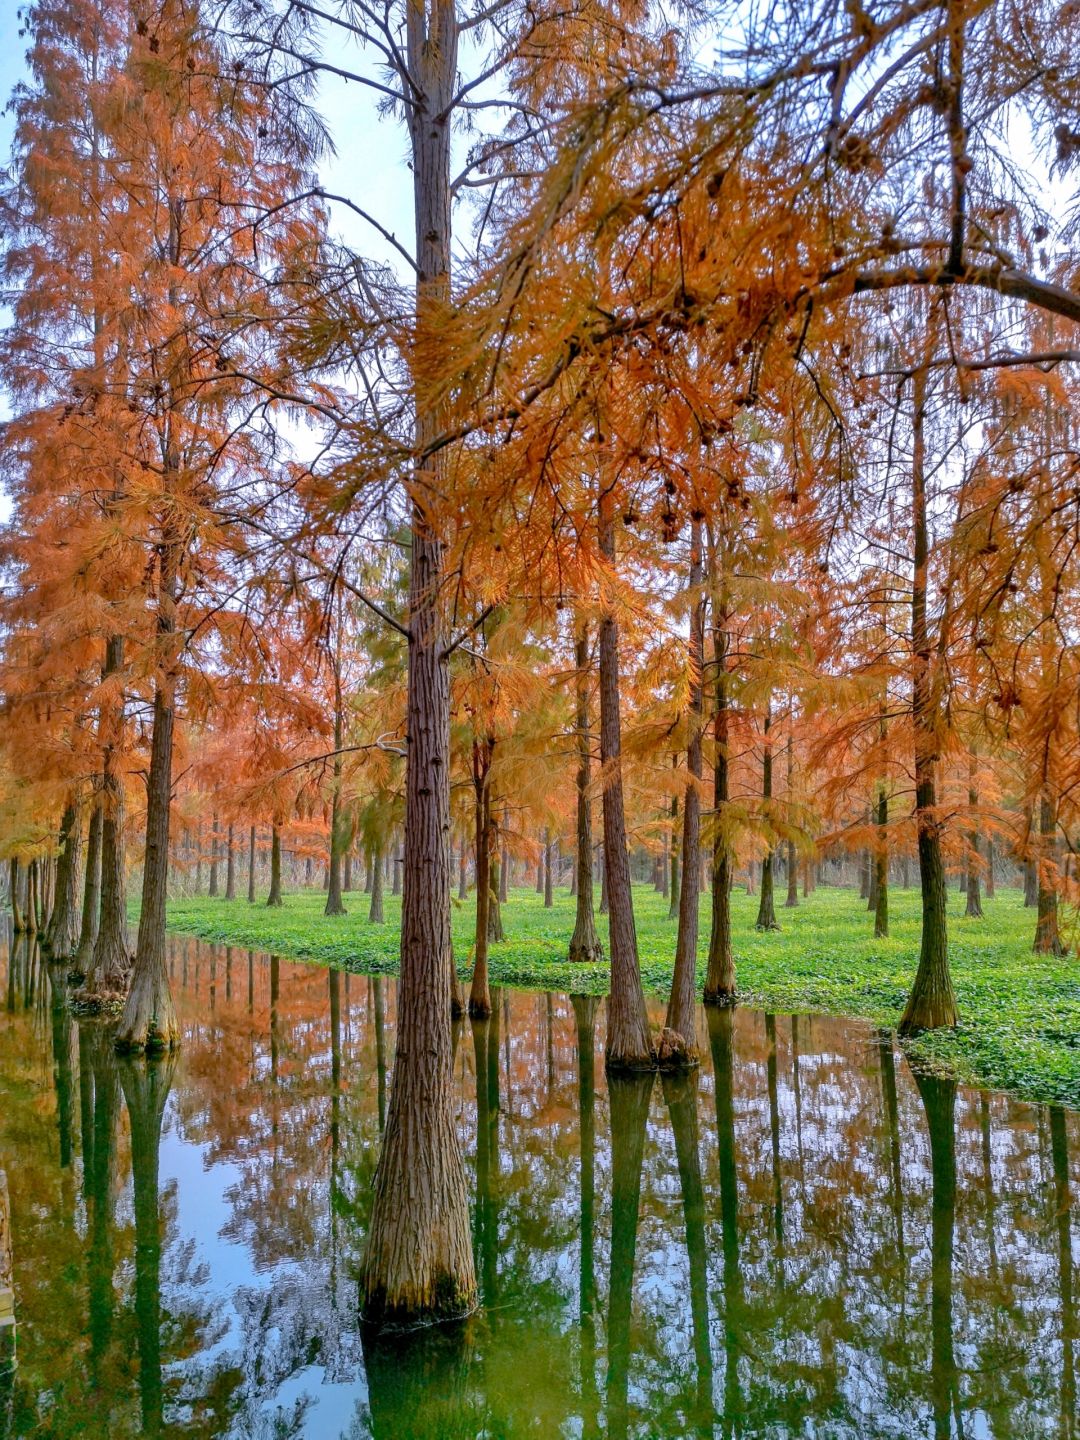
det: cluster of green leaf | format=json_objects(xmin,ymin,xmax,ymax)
[{"xmin": 150, "ymin": 882, "xmax": 1080, "ymax": 1107}]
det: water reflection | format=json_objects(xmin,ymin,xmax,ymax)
[{"xmin": 0, "ymin": 929, "xmax": 1077, "ymax": 1439}]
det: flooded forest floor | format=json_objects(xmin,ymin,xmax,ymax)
[{"xmin": 150, "ymin": 884, "xmax": 1080, "ymax": 1108}]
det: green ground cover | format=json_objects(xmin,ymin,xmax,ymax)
[{"xmin": 153, "ymin": 881, "xmax": 1080, "ymax": 1107}]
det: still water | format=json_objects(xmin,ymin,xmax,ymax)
[{"xmin": 0, "ymin": 930, "xmax": 1077, "ymax": 1439}]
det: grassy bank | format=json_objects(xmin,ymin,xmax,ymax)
[{"xmin": 154, "ymin": 881, "xmax": 1080, "ymax": 1108}]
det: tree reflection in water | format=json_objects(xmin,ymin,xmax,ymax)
[{"xmin": 0, "ymin": 935, "xmax": 1077, "ymax": 1439}]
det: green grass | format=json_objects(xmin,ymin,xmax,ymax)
[{"xmin": 151, "ymin": 880, "xmax": 1080, "ymax": 1108}]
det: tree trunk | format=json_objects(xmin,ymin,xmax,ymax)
[
  {"xmin": 368, "ymin": 841, "xmax": 385, "ymax": 923},
  {"xmin": 225, "ymin": 825, "xmax": 236, "ymax": 900},
  {"xmin": 499, "ymin": 807, "xmax": 509, "ymax": 904},
  {"xmin": 266, "ymin": 825, "xmax": 283, "ymax": 907},
  {"xmin": 74, "ymin": 795, "xmax": 103, "ymax": 973},
  {"xmin": 84, "ymin": 635, "xmax": 129, "ymax": 1000},
  {"xmin": 27, "ymin": 859, "xmax": 39, "ymax": 936},
  {"xmin": 45, "ymin": 800, "xmax": 82, "ymax": 957},
  {"xmin": 984, "ymin": 835, "xmax": 995, "ymax": 899},
  {"xmin": 784, "ymin": 728, "xmax": 798, "ymax": 909},
  {"xmin": 874, "ymin": 785, "xmax": 889, "ymax": 939},
  {"xmin": 487, "ymin": 852, "xmax": 504, "ymax": 943},
  {"xmin": 705, "ymin": 565, "xmax": 734, "ymax": 1002},
  {"xmin": 569, "ymin": 625, "xmax": 603, "ymax": 964},
  {"xmin": 598, "ymin": 495, "xmax": 653, "ymax": 1070},
  {"xmin": 965, "ymin": 760, "xmax": 983, "ymax": 919},
  {"xmin": 543, "ymin": 827, "xmax": 554, "ymax": 908},
  {"xmin": 325, "ymin": 633, "xmax": 347, "ymax": 915},
  {"xmin": 118, "ymin": 623, "xmax": 180, "ymax": 1052},
  {"xmin": 361, "ymin": 1, "xmax": 475, "ymax": 1323},
  {"xmin": 208, "ymin": 813, "xmax": 220, "ymax": 897},
  {"xmin": 1034, "ymin": 791, "xmax": 1066, "ymax": 955},
  {"xmin": 247, "ymin": 824, "xmax": 256, "ymax": 903},
  {"xmin": 755, "ymin": 699, "xmax": 780, "ymax": 932},
  {"xmin": 900, "ymin": 368, "xmax": 957, "ymax": 1033},
  {"xmin": 458, "ymin": 838, "xmax": 468, "ymax": 900},
  {"xmin": 469, "ymin": 743, "xmax": 492, "ymax": 1018},
  {"xmin": 9, "ymin": 859, "xmax": 24, "ymax": 935},
  {"xmin": 667, "ymin": 785, "xmax": 679, "ymax": 919},
  {"xmin": 664, "ymin": 516, "xmax": 703, "ymax": 1065}
]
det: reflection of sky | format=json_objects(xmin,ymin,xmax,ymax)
[{"xmin": 160, "ymin": 1078, "xmax": 373, "ymax": 1435}]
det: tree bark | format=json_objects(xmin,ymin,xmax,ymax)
[
  {"xmin": 73, "ymin": 795, "xmax": 103, "ymax": 973},
  {"xmin": 84, "ymin": 634, "xmax": 130, "ymax": 999},
  {"xmin": 469, "ymin": 741, "xmax": 493, "ymax": 1018},
  {"xmin": 755, "ymin": 699, "xmax": 780, "ymax": 931},
  {"xmin": 9, "ymin": 859, "xmax": 24, "ymax": 935},
  {"xmin": 325, "ymin": 613, "xmax": 347, "ymax": 916},
  {"xmin": 874, "ymin": 784, "xmax": 889, "ymax": 938},
  {"xmin": 569, "ymin": 625, "xmax": 603, "ymax": 964},
  {"xmin": 598, "ymin": 494, "xmax": 653, "ymax": 1070},
  {"xmin": 266, "ymin": 824, "xmax": 283, "ymax": 907},
  {"xmin": 487, "ymin": 851, "xmax": 504, "ymax": 943},
  {"xmin": 368, "ymin": 841, "xmax": 385, "ymax": 923},
  {"xmin": 499, "ymin": 807, "xmax": 509, "ymax": 904},
  {"xmin": 965, "ymin": 758, "xmax": 983, "ymax": 919},
  {"xmin": 784, "ymin": 728, "xmax": 799, "ymax": 908},
  {"xmin": 118, "ymin": 609, "xmax": 180, "ymax": 1051},
  {"xmin": 45, "ymin": 800, "xmax": 82, "ymax": 957},
  {"xmin": 900, "ymin": 366, "xmax": 957, "ymax": 1033},
  {"xmin": 667, "ymin": 784, "xmax": 679, "ymax": 919},
  {"xmin": 361, "ymin": 0, "xmax": 475, "ymax": 1323},
  {"xmin": 247, "ymin": 824, "xmax": 256, "ymax": 903},
  {"xmin": 1034, "ymin": 791, "xmax": 1065, "ymax": 955},
  {"xmin": 664, "ymin": 516, "xmax": 703, "ymax": 1065},
  {"xmin": 543, "ymin": 827, "xmax": 554, "ymax": 908},
  {"xmin": 705, "ymin": 561, "xmax": 734, "ymax": 1002},
  {"xmin": 208, "ymin": 813, "xmax": 220, "ymax": 897},
  {"xmin": 225, "ymin": 825, "xmax": 236, "ymax": 900},
  {"xmin": 27, "ymin": 858, "xmax": 39, "ymax": 935}
]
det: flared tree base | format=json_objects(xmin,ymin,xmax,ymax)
[
  {"xmin": 567, "ymin": 932, "xmax": 605, "ymax": 964},
  {"xmin": 604, "ymin": 1046, "xmax": 657, "ymax": 1074},
  {"xmin": 898, "ymin": 983, "xmax": 959, "ymax": 1035},
  {"xmin": 703, "ymin": 983, "xmax": 738, "ymax": 1007},
  {"xmin": 467, "ymin": 996, "xmax": 491, "ymax": 1020},
  {"xmin": 655, "ymin": 1025, "xmax": 700, "ymax": 1071},
  {"xmin": 114, "ymin": 967, "xmax": 180, "ymax": 1053},
  {"xmin": 361, "ymin": 1095, "xmax": 476, "ymax": 1332},
  {"xmin": 1034, "ymin": 932, "xmax": 1067, "ymax": 957}
]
